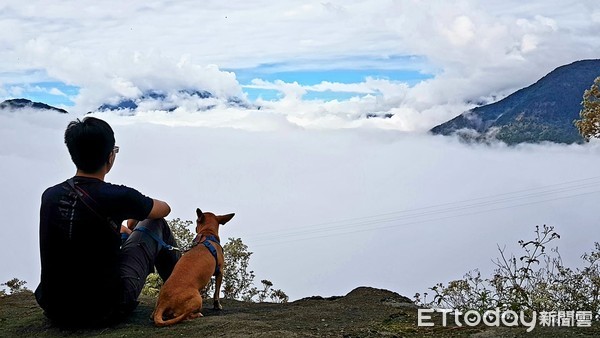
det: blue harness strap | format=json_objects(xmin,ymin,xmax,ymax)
[
  {"xmin": 134, "ymin": 226, "xmax": 180, "ymax": 251},
  {"xmin": 192, "ymin": 235, "xmax": 221, "ymax": 276}
]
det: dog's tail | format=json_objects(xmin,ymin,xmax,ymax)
[{"xmin": 153, "ymin": 306, "xmax": 188, "ymax": 327}]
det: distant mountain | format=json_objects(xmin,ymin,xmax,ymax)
[
  {"xmin": 0, "ymin": 98, "xmax": 68, "ymax": 114},
  {"xmin": 97, "ymin": 89, "xmax": 252, "ymax": 112},
  {"xmin": 431, "ymin": 59, "xmax": 600, "ymax": 144}
]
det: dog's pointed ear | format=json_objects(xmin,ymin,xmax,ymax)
[
  {"xmin": 218, "ymin": 213, "xmax": 235, "ymax": 225},
  {"xmin": 196, "ymin": 208, "xmax": 205, "ymax": 223}
]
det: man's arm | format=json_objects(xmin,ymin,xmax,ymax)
[
  {"xmin": 147, "ymin": 198, "xmax": 171, "ymax": 219},
  {"xmin": 126, "ymin": 199, "xmax": 171, "ymax": 230}
]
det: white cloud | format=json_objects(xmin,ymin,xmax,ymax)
[
  {"xmin": 2, "ymin": 111, "xmax": 600, "ymax": 299},
  {"xmin": 0, "ymin": 0, "xmax": 596, "ymax": 121},
  {"xmin": 242, "ymin": 77, "xmax": 451, "ymax": 131},
  {"xmin": 8, "ymin": 85, "xmax": 24, "ymax": 97},
  {"xmin": 442, "ymin": 15, "xmax": 476, "ymax": 46},
  {"xmin": 520, "ymin": 34, "xmax": 539, "ymax": 54},
  {"xmin": 109, "ymin": 77, "xmax": 142, "ymax": 99},
  {"xmin": 248, "ymin": 77, "xmax": 410, "ymax": 100},
  {"xmin": 48, "ymin": 87, "xmax": 67, "ymax": 96},
  {"xmin": 1, "ymin": 1, "xmax": 600, "ymax": 298},
  {"xmin": 249, "ymin": 79, "xmax": 307, "ymax": 101}
]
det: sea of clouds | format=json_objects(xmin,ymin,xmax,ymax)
[
  {"xmin": 2, "ymin": 108, "xmax": 600, "ymax": 300},
  {"xmin": 1, "ymin": 0, "xmax": 600, "ymax": 299}
]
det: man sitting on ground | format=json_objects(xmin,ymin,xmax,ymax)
[{"xmin": 35, "ymin": 116, "xmax": 180, "ymax": 327}]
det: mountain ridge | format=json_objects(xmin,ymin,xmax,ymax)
[
  {"xmin": 97, "ymin": 89, "xmax": 252, "ymax": 113},
  {"xmin": 0, "ymin": 98, "xmax": 68, "ymax": 114},
  {"xmin": 431, "ymin": 59, "xmax": 600, "ymax": 144}
]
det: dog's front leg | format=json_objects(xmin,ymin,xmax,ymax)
[{"xmin": 213, "ymin": 271, "xmax": 223, "ymax": 310}]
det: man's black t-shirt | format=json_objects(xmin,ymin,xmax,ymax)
[{"xmin": 35, "ymin": 176, "xmax": 153, "ymax": 323}]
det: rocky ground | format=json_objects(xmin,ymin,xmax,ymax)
[{"xmin": 1, "ymin": 287, "xmax": 599, "ymax": 337}]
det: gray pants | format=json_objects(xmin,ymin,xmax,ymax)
[{"xmin": 119, "ymin": 218, "xmax": 181, "ymax": 316}]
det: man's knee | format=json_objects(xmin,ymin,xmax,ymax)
[{"xmin": 136, "ymin": 218, "xmax": 168, "ymax": 232}]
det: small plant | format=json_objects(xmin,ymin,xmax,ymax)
[
  {"xmin": 270, "ymin": 288, "xmax": 289, "ymax": 303},
  {"xmin": 489, "ymin": 225, "xmax": 560, "ymax": 313},
  {"xmin": 256, "ymin": 279, "xmax": 289, "ymax": 303},
  {"xmin": 416, "ymin": 225, "xmax": 600, "ymax": 319},
  {"xmin": 168, "ymin": 218, "xmax": 195, "ymax": 251},
  {"xmin": 222, "ymin": 237, "xmax": 258, "ymax": 301},
  {"xmin": 141, "ymin": 273, "xmax": 163, "ymax": 297},
  {"xmin": 257, "ymin": 279, "xmax": 273, "ymax": 302},
  {"xmin": 1, "ymin": 278, "xmax": 29, "ymax": 295},
  {"xmin": 207, "ymin": 238, "xmax": 288, "ymax": 303},
  {"xmin": 574, "ymin": 76, "xmax": 600, "ymax": 141}
]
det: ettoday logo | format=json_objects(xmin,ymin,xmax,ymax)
[{"xmin": 418, "ymin": 308, "xmax": 594, "ymax": 332}]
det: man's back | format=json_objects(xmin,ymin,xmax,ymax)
[{"xmin": 36, "ymin": 176, "xmax": 152, "ymax": 325}]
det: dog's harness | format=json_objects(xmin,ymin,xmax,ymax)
[{"xmin": 191, "ymin": 234, "xmax": 222, "ymax": 276}]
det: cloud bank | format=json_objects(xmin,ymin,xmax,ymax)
[
  {"xmin": 1, "ymin": 0, "xmax": 600, "ymax": 299},
  {"xmin": 2, "ymin": 111, "xmax": 600, "ymax": 299},
  {"xmin": 0, "ymin": 0, "xmax": 599, "ymax": 131}
]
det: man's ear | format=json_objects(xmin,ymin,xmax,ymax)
[
  {"xmin": 196, "ymin": 208, "xmax": 205, "ymax": 223},
  {"xmin": 217, "ymin": 213, "xmax": 235, "ymax": 225},
  {"xmin": 106, "ymin": 152, "xmax": 115, "ymax": 171}
]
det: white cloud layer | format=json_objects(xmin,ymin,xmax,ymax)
[
  {"xmin": 2, "ymin": 111, "xmax": 600, "ymax": 299},
  {"xmin": 1, "ymin": 0, "xmax": 600, "ymax": 299}
]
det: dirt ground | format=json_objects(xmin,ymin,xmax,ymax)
[{"xmin": 1, "ymin": 287, "xmax": 599, "ymax": 337}]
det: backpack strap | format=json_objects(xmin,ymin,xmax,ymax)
[{"xmin": 65, "ymin": 178, "xmax": 120, "ymax": 233}]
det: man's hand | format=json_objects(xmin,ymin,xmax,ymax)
[
  {"xmin": 127, "ymin": 219, "xmax": 139, "ymax": 231},
  {"xmin": 120, "ymin": 224, "xmax": 132, "ymax": 235}
]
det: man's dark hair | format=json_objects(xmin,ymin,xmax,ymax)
[{"xmin": 64, "ymin": 117, "xmax": 115, "ymax": 173}]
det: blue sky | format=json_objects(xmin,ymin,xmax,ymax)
[
  {"xmin": 243, "ymin": 69, "xmax": 432, "ymax": 101},
  {"xmin": 2, "ymin": 68, "xmax": 434, "ymax": 106},
  {"xmin": 233, "ymin": 67, "xmax": 433, "ymax": 101},
  {"xmin": 15, "ymin": 82, "xmax": 79, "ymax": 107}
]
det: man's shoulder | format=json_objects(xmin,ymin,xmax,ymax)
[
  {"xmin": 42, "ymin": 176, "xmax": 150, "ymax": 204},
  {"xmin": 98, "ymin": 180, "xmax": 153, "ymax": 218},
  {"xmin": 41, "ymin": 180, "xmax": 68, "ymax": 200},
  {"xmin": 100, "ymin": 180, "xmax": 143, "ymax": 196},
  {"xmin": 71, "ymin": 177, "xmax": 134, "ymax": 194},
  {"xmin": 96, "ymin": 180, "xmax": 152, "ymax": 206}
]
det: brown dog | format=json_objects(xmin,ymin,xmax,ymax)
[{"xmin": 153, "ymin": 208, "xmax": 234, "ymax": 326}]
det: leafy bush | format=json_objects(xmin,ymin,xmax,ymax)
[
  {"xmin": 1, "ymin": 278, "xmax": 29, "ymax": 296},
  {"xmin": 141, "ymin": 273, "xmax": 163, "ymax": 297},
  {"xmin": 222, "ymin": 237, "xmax": 257, "ymax": 301},
  {"xmin": 142, "ymin": 219, "xmax": 288, "ymax": 303},
  {"xmin": 168, "ymin": 217, "xmax": 196, "ymax": 251},
  {"xmin": 209, "ymin": 237, "xmax": 289, "ymax": 303},
  {"xmin": 257, "ymin": 279, "xmax": 289, "ymax": 303},
  {"xmin": 575, "ymin": 76, "xmax": 600, "ymax": 141},
  {"xmin": 415, "ymin": 225, "xmax": 600, "ymax": 318}
]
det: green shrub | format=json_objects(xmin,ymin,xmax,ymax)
[
  {"xmin": 415, "ymin": 225, "xmax": 600, "ymax": 318},
  {"xmin": 142, "ymin": 219, "xmax": 288, "ymax": 303},
  {"xmin": 1, "ymin": 278, "xmax": 29, "ymax": 295}
]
